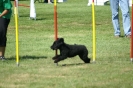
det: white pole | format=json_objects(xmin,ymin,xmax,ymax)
[{"xmin": 30, "ymin": 0, "xmax": 36, "ymax": 20}]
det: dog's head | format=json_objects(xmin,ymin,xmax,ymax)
[{"xmin": 51, "ymin": 38, "xmax": 64, "ymax": 50}]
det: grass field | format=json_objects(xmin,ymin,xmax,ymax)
[{"xmin": 0, "ymin": 0, "xmax": 133, "ymax": 88}]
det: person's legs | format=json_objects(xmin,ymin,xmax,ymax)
[
  {"xmin": 0, "ymin": 47, "xmax": 5, "ymax": 57},
  {"xmin": 119, "ymin": 0, "xmax": 131, "ymax": 36},
  {"xmin": 110, "ymin": 0, "xmax": 120, "ymax": 36},
  {"xmin": 0, "ymin": 18, "xmax": 10, "ymax": 59},
  {"xmin": 48, "ymin": 0, "xmax": 52, "ymax": 3},
  {"xmin": 44, "ymin": 0, "xmax": 47, "ymax": 3}
]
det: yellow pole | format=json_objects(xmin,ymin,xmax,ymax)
[
  {"xmin": 14, "ymin": 0, "xmax": 19, "ymax": 66},
  {"xmin": 92, "ymin": 0, "xmax": 96, "ymax": 62},
  {"xmin": 54, "ymin": 0, "xmax": 57, "ymax": 6}
]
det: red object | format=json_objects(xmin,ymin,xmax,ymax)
[
  {"xmin": 54, "ymin": 5, "xmax": 58, "ymax": 56},
  {"xmin": 54, "ymin": 6, "xmax": 58, "ymax": 40},
  {"xmin": 18, "ymin": 4, "xmax": 30, "ymax": 8}
]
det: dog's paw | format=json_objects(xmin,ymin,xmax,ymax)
[
  {"xmin": 54, "ymin": 59, "xmax": 59, "ymax": 63},
  {"xmin": 52, "ymin": 57, "xmax": 57, "ymax": 60},
  {"xmin": 52, "ymin": 55, "xmax": 60, "ymax": 60}
]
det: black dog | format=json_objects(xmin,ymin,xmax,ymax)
[{"xmin": 50, "ymin": 38, "xmax": 90, "ymax": 63}]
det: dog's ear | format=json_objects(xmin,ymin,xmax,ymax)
[
  {"xmin": 59, "ymin": 38, "xmax": 64, "ymax": 43},
  {"xmin": 57, "ymin": 38, "xmax": 64, "ymax": 43}
]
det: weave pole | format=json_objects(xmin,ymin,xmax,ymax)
[
  {"xmin": 14, "ymin": 0, "xmax": 19, "ymax": 66},
  {"xmin": 131, "ymin": 0, "xmax": 133, "ymax": 62},
  {"xmin": 54, "ymin": 0, "xmax": 58, "ymax": 65},
  {"xmin": 92, "ymin": 0, "xmax": 96, "ymax": 62}
]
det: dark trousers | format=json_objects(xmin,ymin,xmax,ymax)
[
  {"xmin": 44, "ymin": 0, "xmax": 48, "ymax": 3},
  {"xmin": 0, "ymin": 18, "xmax": 10, "ymax": 47},
  {"xmin": 44, "ymin": 0, "xmax": 52, "ymax": 3}
]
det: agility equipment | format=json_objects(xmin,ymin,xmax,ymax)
[
  {"xmin": 92, "ymin": 0, "xmax": 96, "ymax": 62},
  {"xmin": 54, "ymin": 0, "xmax": 58, "ymax": 65},
  {"xmin": 54, "ymin": 0, "xmax": 58, "ymax": 40},
  {"xmin": 30, "ymin": 0, "xmax": 36, "ymax": 20},
  {"xmin": 88, "ymin": 0, "xmax": 109, "ymax": 6},
  {"xmin": 14, "ymin": 0, "xmax": 19, "ymax": 66}
]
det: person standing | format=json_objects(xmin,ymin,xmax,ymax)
[
  {"xmin": 109, "ymin": 0, "xmax": 131, "ymax": 38},
  {"xmin": 0, "ymin": 0, "xmax": 12, "ymax": 60}
]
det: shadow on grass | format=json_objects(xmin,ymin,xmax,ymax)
[
  {"xmin": 59, "ymin": 63, "xmax": 88, "ymax": 67},
  {"xmin": 7, "ymin": 55, "xmax": 47, "ymax": 60},
  {"xmin": 35, "ymin": 18, "xmax": 46, "ymax": 20},
  {"xmin": 18, "ymin": 15, "xmax": 46, "ymax": 20},
  {"xmin": 119, "ymin": 35, "xmax": 125, "ymax": 38}
]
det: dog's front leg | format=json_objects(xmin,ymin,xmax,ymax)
[
  {"xmin": 54, "ymin": 55, "xmax": 67, "ymax": 63},
  {"xmin": 52, "ymin": 55, "xmax": 60, "ymax": 60}
]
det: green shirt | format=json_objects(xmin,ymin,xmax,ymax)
[{"xmin": 0, "ymin": 0, "xmax": 12, "ymax": 19}]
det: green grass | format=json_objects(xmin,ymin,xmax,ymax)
[{"xmin": 0, "ymin": 0, "xmax": 133, "ymax": 88}]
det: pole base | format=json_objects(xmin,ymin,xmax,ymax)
[
  {"xmin": 131, "ymin": 58, "xmax": 133, "ymax": 62},
  {"xmin": 92, "ymin": 60, "xmax": 96, "ymax": 64},
  {"xmin": 16, "ymin": 63, "xmax": 19, "ymax": 67}
]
